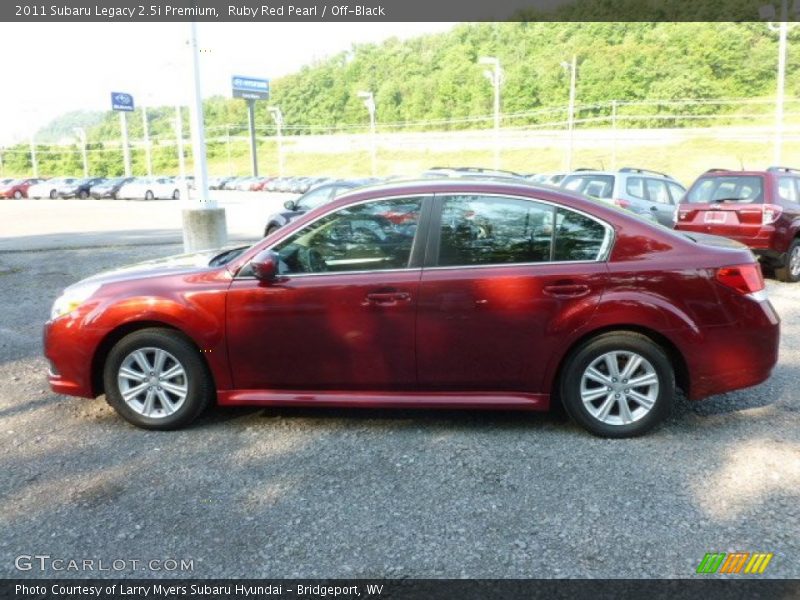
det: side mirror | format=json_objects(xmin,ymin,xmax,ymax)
[
  {"xmin": 283, "ymin": 199, "xmax": 296, "ymax": 211},
  {"xmin": 251, "ymin": 250, "xmax": 280, "ymax": 282}
]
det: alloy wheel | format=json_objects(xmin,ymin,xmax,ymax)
[
  {"xmin": 117, "ymin": 347, "xmax": 188, "ymax": 418},
  {"xmin": 790, "ymin": 245, "xmax": 800, "ymax": 279},
  {"xmin": 579, "ymin": 351, "xmax": 659, "ymax": 426}
]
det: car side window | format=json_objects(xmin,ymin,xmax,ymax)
[
  {"xmin": 272, "ymin": 197, "xmax": 422, "ymax": 275},
  {"xmin": 553, "ymin": 208, "xmax": 609, "ymax": 261},
  {"xmin": 667, "ymin": 182, "xmax": 686, "ymax": 204},
  {"xmin": 437, "ymin": 196, "xmax": 554, "ymax": 266},
  {"xmin": 778, "ymin": 176, "xmax": 798, "ymax": 203},
  {"xmin": 626, "ymin": 177, "xmax": 645, "ymax": 199},
  {"xmin": 645, "ymin": 179, "xmax": 672, "ymax": 205}
]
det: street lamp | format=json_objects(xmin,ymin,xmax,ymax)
[
  {"xmin": 761, "ymin": 0, "xmax": 800, "ymax": 165},
  {"xmin": 358, "ymin": 91, "xmax": 377, "ymax": 176},
  {"xmin": 479, "ymin": 56, "xmax": 502, "ymax": 170},
  {"xmin": 561, "ymin": 55, "xmax": 578, "ymax": 171},
  {"xmin": 268, "ymin": 106, "xmax": 285, "ymax": 177},
  {"xmin": 73, "ymin": 127, "xmax": 88, "ymax": 177}
]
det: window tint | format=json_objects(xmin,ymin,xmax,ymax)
[
  {"xmin": 686, "ymin": 176, "xmax": 763, "ymax": 204},
  {"xmin": 436, "ymin": 196, "xmax": 609, "ymax": 266},
  {"xmin": 562, "ymin": 174, "xmax": 615, "ymax": 199},
  {"xmin": 778, "ymin": 177, "xmax": 798, "ymax": 203},
  {"xmin": 645, "ymin": 179, "xmax": 672, "ymax": 205},
  {"xmin": 626, "ymin": 177, "xmax": 645, "ymax": 199},
  {"xmin": 553, "ymin": 208, "xmax": 608, "ymax": 261},
  {"xmin": 667, "ymin": 182, "xmax": 686, "ymax": 203},
  {"xmin": 438, "ymin": 196, "xmax": 553, "ymax": 266},
  {"xmin": 272, "ymin": 197, "xmax": 422, "ymax": 275}
]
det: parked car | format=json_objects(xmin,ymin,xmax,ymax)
[
  {"xmin": 560, "ymin": 167, "xmax": 686, "ymax": 227},
  {"xmin": 675, "ymin": 166, "xmax": 800, "ymax": 282},
  {"xmin": 209, "ymin": 176, "xmax": 234, "ymax": 190},
  {"xmin": 0, "ymin": 177, "xmax": 44, "ymax": 199},
  {"xmin": 58, "ymin": 177, "xmax": 107, "ymax": 199},
  {"xmin": 423, "ymin": 167, "xmax": 525, "ymax": 182},
  {"xmin": 117, "ymin": 177, "xmax": 181, "ymax": 200},
  {"xmin": 28, "ymin": 177, "xmax": 80, "ymax": 199},
  {"xmin": 526, "ymin": 172, "xmax": 570, "ymax": 185},
  {"xmin": 90, "ymin": 177, "xmax": 135, "ymax": 199},
  {"xmin": 44, "ymin": 179, "xmax": 779, "ymax": 437},
  {"xmin": 263, "ymin": 178, "xmax": 374, "ymax": 236}
]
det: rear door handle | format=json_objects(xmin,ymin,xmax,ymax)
[
  {"xmin": 364, "ymin": 291, "xmax": 411, "ymax": 305},
  {"xmin": 543, "ymin": 284, "xmax": 590, "ymax": 299}
]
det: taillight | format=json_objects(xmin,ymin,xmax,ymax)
[
  {"xmin": 716, "ymin": 264, "xmax": 765, "ymax": 295},
  {"xmin": 763, "ymin": 204, "xmax": 783, "ymax": 225},
  {"xmin": 614, "ymin": 198, "xmax": 630, "ymax": 209}
]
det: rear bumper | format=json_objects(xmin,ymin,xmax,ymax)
[{"xmin": 685, "ymin": 297, "xmax": 780, "ymax": 400}]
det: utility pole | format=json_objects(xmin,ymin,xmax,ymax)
[
  {"xmin": 479, "ymin": 56, "xmax": 502, "ymax": 170},
  {"xmin": 182, "ymin": 18, "xmax": 227, "ymax": 252},
  {"xmin": 74, "ymin": 127, "xmax": 88, "ymax": 177},
  {"xmin": 357, "ymin": 91, "xmax": 377, "ymax": 176},
  {"xmin": 30, "ymin": 136, "xmax": 38, "ymax": 178},
  {"xmin": 561, "ymin": 54, "xmax": 578, "ymax": 171},
  {"xmin": 269, "ymin": 106, "xmax": 285, "ymax": 177}
]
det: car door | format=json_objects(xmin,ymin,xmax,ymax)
[
  {"xmin": 226, "ymin": 195, "xmax": 430, "ymax": 391},
  {"xmin": 643, "ymin": 178, "xmax": 676, "ymax": 226},
  {"xmin": 416, "ymin": 193, "xmax": 610, "ymax": 393}
]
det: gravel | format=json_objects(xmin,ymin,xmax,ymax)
[{"xmin": 0, "ymin": 243, "xmax": 798, "ymax": 579}]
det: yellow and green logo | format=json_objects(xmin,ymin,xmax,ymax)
[{"xmin": 696, "ymin": 552, "xmax": 773, "ymax": 575}]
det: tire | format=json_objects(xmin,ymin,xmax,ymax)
[
  {"xmin": 13, "ymin": 190, "xmax": 22, "ymax": 199},
  {"xmin": 111, "ymin": 192, "xmax": 118, "ymax": 200},
  {"xmin": 103, "ymin": 328, "xmax": 213, "ymax": 430},
  {"xmin": 79, "ymin": 190, "xmax": 89, "ymax": 199},
  {"xmin": 49, "ymin": 190, "xmax": 57, "ymax": 199},
  {"xmin": 775, "ymin": 238, "xmax": 800, "ymax": 283},
  {"xmin": 172, "ymin": 189, "xmax": 180, "ymax": 200},
  {"xmin": 264, "ymin": 224, "xmax": 280, "ymax": 237},
  {"xmin": 144, "ymin": 190, "xmax": 154, "ymax": 201},
  {"xmin": 559, "ymin": 332, "xmax": 675, "ymax": 438}
]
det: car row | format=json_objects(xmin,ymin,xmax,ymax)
[{"xmin": 10, "ymin": 176, "xmax": 189, "ymax": 200}]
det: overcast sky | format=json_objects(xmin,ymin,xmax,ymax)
[{"xmin": 0, "ymin": 22, "xmax": 456, "ymax": 145}]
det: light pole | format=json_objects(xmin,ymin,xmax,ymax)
[
  {"xmin": 561, "ymin": 54, "xmax": 578, "ymax": 171},
  {"xmin": 479, "ymin": 56, "xmax": 502, "ymax": 170},
  {"xmin": 181, "ymin": 19, "xmax": 227, "ymax": 252},
  {"xmin": 29, "ymin": 135, "xmax": 38, "ymax": 178},
  {"xmin": 762, "ymin": 0, "xmax": 799, "ymax": 165},
  {"xmin": 269, "ymin": 106, "xmax": 285, "ymax": 177},
  {"xmin": 141, "ymin": 103, "xmax": 153, "ymax": 176},
  {"xmin": 74, "ymin": 127, "xmax": 88, "ymax": 177},
  {"xmin": 358, "ymin": 91, "xmax": 377, "ymax": 176}
]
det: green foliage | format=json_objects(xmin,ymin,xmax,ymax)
[{"xmin": 1, "ymin": 22, "xmax": 795, "ymax": 177}]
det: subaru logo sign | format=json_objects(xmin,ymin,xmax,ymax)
[
  {"xmin": 111, "ymin": 92, "xmax": 135, "ymax": 112},
  {"xmin": 231, "ymin": 75, "xmax": 270, "ymax": 100}
]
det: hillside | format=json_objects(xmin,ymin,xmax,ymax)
[{"xmin": 2, "ymin": 22, "xmax": 798, "ymax": 177}]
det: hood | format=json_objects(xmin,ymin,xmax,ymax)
[{"xmin": 73, "ymin": 247, "xmax": 236, "ymax": 289}]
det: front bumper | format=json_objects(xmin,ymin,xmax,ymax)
[{"xmin": 43, "ymin": 317, "xmax": 100, "ymax": 398}]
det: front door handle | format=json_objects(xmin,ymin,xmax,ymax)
[
  {"xmin": 543, "ymin": 283, "xmax": 590, "ymax": 299},
  {"xmin": 364, "ymin": 291, "xmax": 411, "ymax": 306}
]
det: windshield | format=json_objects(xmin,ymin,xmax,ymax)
[
  {"xmin": 686, "ymin": 176, "xmax": 763, "ymax": 203},
  {"xmin": 561, "ymin": 174, "xmax": 615, "ymax": 199},
  {"xmin": 208, "ymin": 245, "xmax": 250, "ymax": 267}
]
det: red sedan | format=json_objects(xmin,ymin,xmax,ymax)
[
  {"xmin": 0, "ymin": 178, "xmax": 43, "ymax": 199},
  {"xmin": 43, "ymin": 179, "xmax": 780, "ymax": 437}
]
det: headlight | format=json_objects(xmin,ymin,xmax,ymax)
[{"xmin": 50, "ymin": 282, "xmax": 102, "ymax": 319}]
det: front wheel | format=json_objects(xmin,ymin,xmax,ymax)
[
  {"xmin": 559, "ymin": 332, "xmax": 675, "ymax": 438},
  {"xmin": 79, "ymin": 190, "xmax": 89, "ymax": 199},
  {"xmin": 103, "ymin": 328, "xmax": 213, "ymax": 430},
  {"xmin": 775, "ymin": 239, "xmax": 800, "ymax": 283},
  {"xmin": 49, "ymin": 190, "xmax": 57, "ymax": 199},
  {"xmin": 144, "ymin": 190, "xmax": 154, "ymax": 201},
  {"xmin": 172, "ymin": 189, "xmax": 180, "ymax": 200},
  {"xmin": 13, "ymin": 190, "xmax": 22, "ymax": 199}
]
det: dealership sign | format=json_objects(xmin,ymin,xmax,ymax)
[
  {"xmin": 111, "ymin": 92, "xmax": 135, "ymax": 112},
  {"xmin": 231, "ymin": 76, "xmax": 270, "ymax": 100}
]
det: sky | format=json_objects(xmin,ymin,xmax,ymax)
[{"xmin": 0, "ymin": 22, "xmax": 456, "ymax": 145}]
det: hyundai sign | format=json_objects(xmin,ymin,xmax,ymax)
[
  {"xmin": 232, "ymin": 76, "xmax": 270, "ymax": 101},
  {"xmin": 111, "ymin": 92, "xmax": 135, "ymax": 112}
]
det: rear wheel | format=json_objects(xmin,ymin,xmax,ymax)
[
  {"xmin": 144, "ymin": 190, "xmax": 154, "ymax": 201},
  {"xmin": 172, "ymin": 189, "xmax": 180, "ymax": 200},
  {"xmin": 49, "ymin": 190, "xmax": 57, "ymax": 199},
  {"xmin": 559, "ymin": 332, "xmax": 675, "ymax": 438},
  {"xmin": 775, "ymin": 238, "xmax": 800, "ymax": 283},
  {"xmin": 13, "ymin": 190, "xmax": 22, "ymax": 199},
  {"xmin": 103, "ymin": 328, "xmax": 213, "ymax": 430},
  {"xmin": 78, "ymin": 190, "xmax": 89, "ymax": 199}
]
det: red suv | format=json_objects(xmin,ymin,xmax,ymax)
[
  {"xmin": 43, "ymin": 180, "xmax": 780, "ymax": 437},
  {"xmin": 675, "ymin": 167, "xmax": 800, "ymax": 282}
]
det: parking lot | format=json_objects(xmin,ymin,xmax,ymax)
[{"xmin": 0, "ymin": 195, "xmax": 798, "ymax": 578}]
